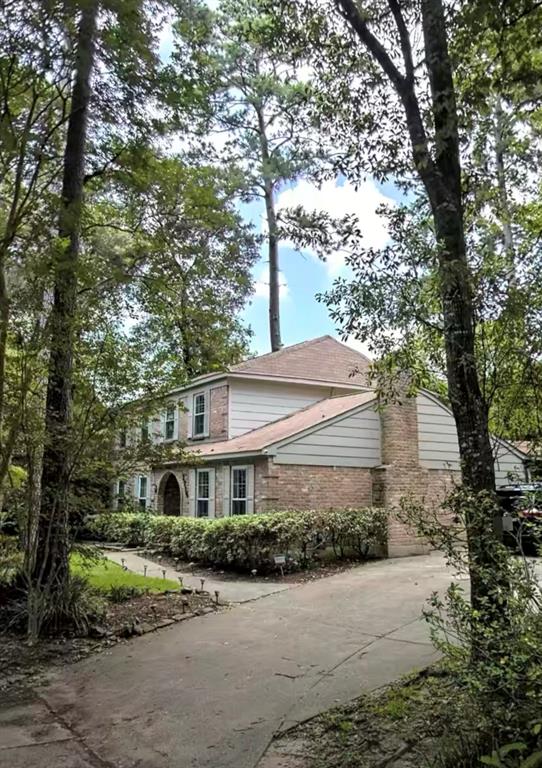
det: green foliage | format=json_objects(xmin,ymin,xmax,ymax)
[
  {"xmin": 481, "ymin": 741, "xmax": 542, "ymax": 768},
  {"xmin": 84, "ymin": 508, "xmax": 388, "ymax": 572},
  {"xmin": 0, "ymin": 534, "xmax": 23, "ymax": 587},
  {"xmin": 6, "ymin": 465, "xmax": 27, "ymax": 489},
  {"xmin": 401, "ymin": 488, "xmax": 542, "ymax": 757},
  {"xmin": 11, "ymin": 576, "xmax": 107, "ymax": 636},
  {"xmin": 112, "ymin": 151, "xmax": 259, "ymax": 385}
]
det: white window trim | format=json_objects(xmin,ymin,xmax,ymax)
[
  {"xmin": 138, "ymin": 475, "xmax": 148, "ymax": 510},
  {"xmin": 192, "ymin": 391, "xmax": 209, "ymax": 438},
  {"xmin": 231, "ymin": 465, "xmax": 249, "ymax": 516},
  {"xmin": 115, "ymin": 479, "xmax": 126, "ymax": 510},
  {"xmin": 164, "ymin": 403, "xmax": 176, "ymax": 441},
  {"xmin": 196, "ymin": 468, "xmax": 211, "ymax": 518},
  {"xmin": 141, "ymin": 419, "xmax": 149, "ymax": 443}
]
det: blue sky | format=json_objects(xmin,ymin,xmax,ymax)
[
  {"xmin": 241, "ymin": 177, "xmax": 403, "ymax": 357},
  {"xmin": 157, "ymin": 23, "xmax": 403, "ymax": 358}
]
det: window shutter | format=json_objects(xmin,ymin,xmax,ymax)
[
  {"xmin": 174, "ymin": 403, "xmax": 179, "ymax": 439},
  {"xmin": 223, "ymin": 465, "xmax": 230, "ymax": 517},
  {"xmin": 188, "ymin": 469, "xmax": 196, "ymax": 517},
  {"xmin": 208, "ymin": 468, "xmax": 215, "ymax": 518},
  {"xmin": 246, "ymin": 465, "xmax": 255, "ymax": 514},
  {"xmin": 204, "ymin": 392, "xmax": 210, "ymax": 436},
  {"xmin": 159, "ymin": 411, "xmax": 166, "ymax": 441},
  {"xmin": 133, "ymin": 476, "xmax": 138, "ymax": 497},
  {"xmin": 187, "ymin": 397, "xmax": 193, "ymax": 439}
]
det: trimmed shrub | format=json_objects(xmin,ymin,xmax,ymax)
[
  {"xmin": 84, "ymin": 511, "xmax": 151, "ymax": 546},
  {"xmin": 84, "ymin": 508, "xmax": 388, "ymax": 572}
]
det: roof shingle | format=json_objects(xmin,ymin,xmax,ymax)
[
  {"xmin": 189, "ymin": 392, "xmax": 376, "ymax": 459},
  {"xmin": 229, "ymin": 335, "xmax": 370, "ymax": 386}
]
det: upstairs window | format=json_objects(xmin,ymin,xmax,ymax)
[
  {"xmin": 197, "ymin": 470, "xmax": 210, "ymax": 517},
  {"xmin": 165, "ymin": 404, "xmax": 176, "ymax": 440},
  {"xmin": 138, "ymin": 476, "xmax": 148, "ymax": 511},
  {"xmin": 119, "ymin": 428, "xmax": 127, "ymax": 448},
  {"xmin": 193, "ymin": 392, "xmax": 208, "ymax": 437},
  {"xmin": 141, "ymin": 419, "xmax": 149, "ymax": 443},
  {"xmin": 231, "ymin": 468, "xmax": 247, "ymax": 515}
]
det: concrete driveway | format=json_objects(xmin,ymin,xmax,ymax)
[{"xmin": 0, "ymin": 553, "xmax": 457, "ymax": 768}]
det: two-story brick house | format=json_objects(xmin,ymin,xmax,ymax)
[{"xmin": 116, "ymin": 336, "xmax": 527, "ymax": 556}]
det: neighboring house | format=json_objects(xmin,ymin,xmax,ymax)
[
  {"xmin": 514, "ymin": 441, "xmax": 542, "ymax": 480},
  {"xmin": 115, "ymin": 336, "xmax": 528, "ymax": 556}
]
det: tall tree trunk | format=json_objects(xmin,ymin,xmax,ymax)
[
  {"xmin": 255, "ymin": 103, "xmax": 282, "ymax": 352},
  {"xmin": 419, "ymin": 0, "xmax": 496, "ymax": 495},
  {"xmin": 31, "ymin": 2, "xmax": 98, "ymax": 599},
  {"xmin": 338, "ymin": 0, "xmax": 496, "ymax": 495},
  {"xmin": 336, "ymin": 0, "xmax": 504, "ymax": 643},
  {"xmin": 264, "ymin": 180, "xmax": 282, "ymax": 352}
]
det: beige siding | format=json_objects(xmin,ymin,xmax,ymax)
[
  {"xmin": 417, "ymin": 394, "xmax": 461, "ymax": 470},
  {"xmin": 417, "ymin": 393, "xmax": 525, "ymax": 485},
  {"xmin": 494, "ymin": 442, "xmax": 526, "ymax": 485},
  {"xmin": 274, "ymin": 407, "xmax": 381, "ymax": 467},
  {"xmin": 229, "ymin": 380, "xmax": 339, "ymax": 437}
]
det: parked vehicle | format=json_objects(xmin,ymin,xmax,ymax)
[{"xmin": 497, "ymin": 483, "xmax": 542, "ymax": 554}]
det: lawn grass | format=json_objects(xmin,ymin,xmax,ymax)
[{"xmin": 71, "ymin": 553, "xmax": 179, "ymax": 594}]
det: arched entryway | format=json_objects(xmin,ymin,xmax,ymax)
[{"xmin": 162, "ymin": 473, "xmax": 181, "ymax": 516}]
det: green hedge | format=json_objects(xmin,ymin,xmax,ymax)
[{"xmin": 84, "ymin": 508, "xmax": 388, "ymax": 572}]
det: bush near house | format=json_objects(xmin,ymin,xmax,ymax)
[{"xmin": 84, "ymin": 508, "xmax": 388, "ymax": 572}]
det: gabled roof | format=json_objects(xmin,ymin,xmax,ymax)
[
  {"xmin": 229, "ymin": 335, "xmax": 371, "ymax": 386},
  {"xmin": 167, "ymin": 336, "xmax": 372, "ymax": 396},
  {"xmin": 186, "ymin": 392, "xmax": 377, "ymax": 460}
]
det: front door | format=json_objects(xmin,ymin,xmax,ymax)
[{"xmin": 163, "ymin": 473, "xmax": 181, "ymax": 516}]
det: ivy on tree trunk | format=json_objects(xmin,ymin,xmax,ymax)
[{"xmin": 31, "ymin": 2, "xmax": 98, "ymax": 603}]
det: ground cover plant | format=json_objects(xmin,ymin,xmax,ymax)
[{"xmin": 70, "ymin": 553, "xmax": 179, "ymax": 596}]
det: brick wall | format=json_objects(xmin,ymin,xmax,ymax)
[
  {"xmin": 377, "ymin": 389, "xmax": 459, "ymax": 556},
  {"xmin": 209, "ymin": 384, "xmax": 228, "ymax": 440},
  {"xmin": 256, "ymin": 458, "xmax": 374, "ymax": 511},
  {"xmin": 152, "ymin": 468, "xmax": 189, "ymax": 516},
  {"xmin": 178, "ymin": 404, "xmax": 189, "ymax": 442},
  {"xmin": 214, "ymin": 465, "xmax": 224, "ymax": 517}
]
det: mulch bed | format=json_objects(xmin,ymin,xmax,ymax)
[
  {"xmin": 0, "ymin": 588, "xmax": 217, "ymax": 697},
  {"xmin": 137, "ymin": 549, "xmax": 366, "ymax": 584},
  {"xmin": 266, "ymin": 668, "xmax": 482, "ymax": 768}
]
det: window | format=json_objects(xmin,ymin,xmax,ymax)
[
  {"xmin": 231, "ymin": 468, "xmax": 247, "ymax": 515},
  {"xmin": 141, "ymin": 419, "xmax": 149, "ymax": 443},
  {"xmin": 165, "ymin": 404, "xmax": 176, "ymax": 440},
  {"xmin": 193, "ymin": 392, "xmax": 207, "ymax": 437},
  {"xmin": 119, "ymin": 428, "xmax": 127, "ymax": 448},
  {"xmin": 117, "ymin": 479, "xmax": 126, "ymax": 509},
  {"xmin": 196, "ymin": 470, "xmax": 210, "ymax": 517},
  {"xmin": 138, "ymin": 475, "xmax": 148, "ymax": 511}
]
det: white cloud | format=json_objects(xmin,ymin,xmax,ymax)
[
  {"xmin": 276, "ymin": 178, "xmax": 394, "ymax": 275},
  {"xmin": 254, "ymin": 268, "xmax": 289, "ymax": 300}
]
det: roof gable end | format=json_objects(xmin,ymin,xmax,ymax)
[{"xmin": 230, "ymin": 336, "xmax": 371, "ymax": 386}]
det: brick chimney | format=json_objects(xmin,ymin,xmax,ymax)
[{"xmin": 372, "ymin": 381, "xmax": 430, "ymax": 557}]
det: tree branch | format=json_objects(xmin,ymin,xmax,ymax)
[
  {"xmin": 387, "ymin": 0, "xmax": 415, "ymax": 85},
  {"xmin": 335, "ymin": 0, "xmax": 406, "ymax": 91}
]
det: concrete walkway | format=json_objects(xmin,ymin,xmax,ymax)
[
  {"xmin": 103, "ymin": 549, "xmax": 290, "ymax": 603},
  {"xmin": 0, "ymin": 553, "xmax": 456, "ymax": 768}
]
